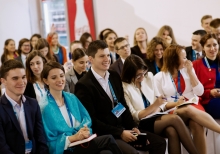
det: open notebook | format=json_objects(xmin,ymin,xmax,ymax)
[
  {"xmin": 141, "ymin": 107, "xmax": 176, "ymax": 120},
  {"xmin": 176, "ymin": 97, "xmax": 198, "ymax": 108},
  {"xmin": 69, "ymin": 134, "xmax": 97, "ymax": 147}
]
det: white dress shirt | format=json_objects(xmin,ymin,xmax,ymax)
[
  {"xmin": 91, "ymin": 67, "xmax": 114, "ymax": 104},
  {"xmin": 21, "ymin": 53, "xmax": 27, "ymax": 67},
  {"xmin": 121, "ymin": 58, "xmax": 125, "ymax": 64},
  {"xmin": 33, "ymin": 83, "xmax": 46, "ymax": 103}
]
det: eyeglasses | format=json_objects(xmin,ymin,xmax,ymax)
[
  {"xmin": 22, "ymin": 45, "xmax": 30, "ymax": 47},
  {"xmin": 135, "ymin": 70, "xmax": 148, "ymax": 79},
  {"xmin": 117, "ymin": 44, "xmax": 130, "ymax": 50}
]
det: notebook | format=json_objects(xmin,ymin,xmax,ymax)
[{"xmin": 69, "ymin": 134, "xmax": 97, "ymax": 147}]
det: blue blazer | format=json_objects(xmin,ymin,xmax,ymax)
[{"xmin": 0, "ymin": 94, "xmax": 49, "ymax": 154}]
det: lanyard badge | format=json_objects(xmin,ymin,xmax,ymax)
[
  {"xmin": 108, "ymin": 81, "xmax": 126, "ymax": 118},
  {"xmin": 170, "ymin": 71, "xmax": 181, "ymax": 102}
]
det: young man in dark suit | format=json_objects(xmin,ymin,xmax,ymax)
[
  {"xmin": 75, "ymin": 40, "xmax": 166, "ymax": 154},
  {"xmin": 185, "ymin": 30, "xmax": 206, "ymax": 61},
  {"xmin": 109, "ymin": 37, "xmax": 131, "ymax": 76},
  {"xmin": 0, "ymin": 60, "xmax": 49, "ymax": 154}
]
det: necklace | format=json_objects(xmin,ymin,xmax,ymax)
[{"xmin": 57, "ymin": 98, "xmax": 64, "ymax": 107}]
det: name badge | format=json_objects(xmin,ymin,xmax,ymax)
[
  {"xmin": 111, "ymin": 103, "xmax": 126, "ymax": 118},
  {"xmin": 25, "ymin": 140, "xmax": 32, "ymax": 153}
]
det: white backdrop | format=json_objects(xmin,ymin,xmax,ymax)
[{"xmin": 0, "ymin": 0, "xmax": 220, "ymax": 59}]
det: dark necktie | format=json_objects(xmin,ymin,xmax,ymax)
[{"xmin": 196, "ymin": 53, "xmax": 202, "ymax": 59}]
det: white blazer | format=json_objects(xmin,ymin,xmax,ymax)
[
  {"xmin": 154, "ymin": 68, "xmax": 204, "ymax": 104},
  {"xmin": 122, "ymin": 72, "xmax": 163, "ymax": 122}
]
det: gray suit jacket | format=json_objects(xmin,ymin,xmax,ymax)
[{"xmin": 64, "ymin": 67, "xmax": 78, "ymax": 94}]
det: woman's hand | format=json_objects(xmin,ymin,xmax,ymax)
[
  {"xmin": 165, "ymin": 36, "xmax": 172, "ymax": 44},
  {"xmin": 154, "ymin": 96, "xmax": 166, "ymax": 107},
  {"xmin": 210, "ymin": 89, "xmax": 220, "ymax": 98},
  {"xmin": 185, "ymin": 60, "xmax": 193, "ymax": 74},
  {"xmin": 49, "ymin": 24, "xmax": 56, "ymax": 35},
  {"xmin": 176, "ymin": 96, "xmax": 185, "ymax": 106},
  {"xmin": 68, "ymin": 126, "xmax": 90, "ymax": 142}
]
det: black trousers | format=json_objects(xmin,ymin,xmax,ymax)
[
  {"xmin": 63, "ymin": 135, "xmax": 122, "ymax": 154},
  {"xmin": 115, "ymin": 131, "xmax": 166, "ymax": 154}
]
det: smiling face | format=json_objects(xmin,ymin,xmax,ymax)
[
  {"xmin": 178, "ymin": 49, "xmax": 187, "ymax": 69},
  {"xmin": 105, "ymin": 33, "xmax": 117, "ymax": 49},
  {"xmin": 134, "ymin": 69, "xmax": 148, "ymax": 83},
  {"xmin": 154, "ymin": 44, "xmax": 164, "ymax": 60},
  {"xmin": 1, "ymin": 68, "xmax": 27, "ymax": 98},
  {"xmin": 51, "ymin": 34, "xmax": 59, "ymax": 46},
  {"xmin": 73, "ymin": 55, "xmax": 88, "ymax": 73},
  {"xmin": 43, "ymin": 68, "xmax": 65, "ymax": 92},
  {"xmin": 5, "ymin": 40, "xmax": 16, "ymax": 53},
  {"xmin": 89, "ymin": 48, "xmax": 111, "ymax": 73},
  {"xmin": 203, "ymin": 38, "xmax": 219, "ymax": 60},
  {"xmin": 202, "ymin": 18, "xmax": 212, "ymax": 33},
  {"xmin": 30, "ymin": 56, "xmax": 44, "ymax": 77},
  {"xmin": 21, "ymin": 41, "xmax": 31, "ymax": 54},
  {"xmin": 191, "ymin": 34, "xmax": 202, "ymax": 50},
  {"xmin": 31, "ymin": 36, "xmax": 39, "ymax": 48}
]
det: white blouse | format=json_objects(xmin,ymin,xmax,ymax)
[{"xmin": 154, "ymin": 68, "xmax": 204, "ymax": 104}]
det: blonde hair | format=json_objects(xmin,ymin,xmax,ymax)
[
  {"xmin": 133, "ymin": 27, "xmax": 148, "ymax": 46},
  {"xmin": 157, "ymin": 25, "xmax": 177, "ymax": 45}
]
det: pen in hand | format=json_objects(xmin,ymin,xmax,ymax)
[{"xmin": 156, "ymin": 96, "xmax": 167, "ymax": 100}]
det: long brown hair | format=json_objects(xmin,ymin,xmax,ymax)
[
  {"xmin": 26, "ymin": 50, "xmax": 47, "ymax": 83},
  {"xmin": 157, "ymin": 25, "xmax": 177, "ymax": 45},
  {"xmin": 161, "ymin": 44, "xmax": 185, "ymax": 75},
  {"xmin": 1, "ymin": 39, "xmax": 16, "ymax": 63}
]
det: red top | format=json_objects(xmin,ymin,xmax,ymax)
[{"xmin": 193, "ymin": 59, "xmax": 216, "ymax": 105}]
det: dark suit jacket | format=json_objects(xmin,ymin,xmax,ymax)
[
  {"xmin": 144, "ymin": 59, "xmax": 160, "ymax": 75},
  {"xmin": 109, "ymin": 58, "xmax": 123, "ymax": 76},
  {"xmin": 75, "ymin": 69, "xmax": 137, "ymax": 138},
  {"xmin": 24, "ymin": 82, "xmax": 36, "ymax": 99},
  {"xmin": 0, "ymin": 94, "xmax": 49, "ymax": 154},
  {"xmin": 185, "ymin": 46, "xmax": 204, "ymax": 61},
  {"xmin": 110, "ymin": 53, "xmax": 120, "ymax": 65},
  {"xmin": 131, "ymin": 45, "xmax": 146, "ymax": 60},
  {"xmin": 15, "ymin": 56, "xmax": 24, "ymax": 67}
]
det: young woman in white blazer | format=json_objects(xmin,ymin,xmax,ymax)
[
  {"xmin": 154, "ymin": 44, "xmax": 220, "ymax": 154},
  {"xmin": 121, "ymin": 54, "xmax": 198, "ymax": 154}
]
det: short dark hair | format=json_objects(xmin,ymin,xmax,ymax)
[
  {"xmin": 80, "ymin": 32, "xmax": 92, "ymax": 49},
  {"xmin": 26, "ymin": 50, "xmax": 47, "ymax": 83},
  {"xmin": 98, "ymin": 28, "xmax": 114, "ymax": 40},
  {"xmin": 210, "ymin": 18, "xmax": 220, "ymax": 28},
  {"xmin": 193, "ymin": 30, "xmax": 207, "ymax": 37},
  {"xmin": 114, "ymin": 37, "xmax": 127, "ymax": 50},
  {"xmin": 121, "ymin": 55, "xmax": 148, "ymax": 84},
  {"xmin": 87, "ymin": 40, "xmax": 108, "ymax": 57},
  {"xmin": 41, "ymin": 61, "xmax": 65, "ymax": 89},
  {"xmin": 72, "ymin": 48, "xmax": 86, "ymax": 61},
  {"xmin": 201, "ymin": 15, "xmax": 212, "ymax": 24},
  {"xmin": 0, "ymin": 60, "xmax": 24, "ymax": 79}
]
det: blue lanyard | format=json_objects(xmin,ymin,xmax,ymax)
[
  {"xmin": 108, "ymin": 81, "xmax": 118, "ymax": 106},
  {"xmin": 154, "ymin": 61, "xmax": 160, "ymax": 73},
  {"xmin": 192, "ymin": 50, "xmax": 196, "ymax": 61},
  {"xmin": 204, "ymin": 57, "xmax": 211, "ymax": 68},
  {"xmin": 48, "ymin": 92, "xmax": 74, "ymax": 127},
  {"xmin": 35, "ymin": 83, "xmax": 44, "ymax": 97},
  {"xmin": 170, "ymin": 71, "xmax": 181, "ymax": 101}
]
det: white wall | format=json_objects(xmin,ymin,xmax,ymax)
[
  {"xmin": 93, "ymin": 0, "xmax": 220, "ymax": 46},
  {"xmin": 0, "ymin": 0, "xmax": 220, "ymax": 59}
]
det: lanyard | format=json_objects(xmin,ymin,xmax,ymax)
[
  {"xmin": 204, "ymin": 57, "xmax": 211, "ymax": 68},
  {"xmin": 170, "ymin": 71, "xmax": 181, "ymax": 101},
  {"xmin": 48, "ymin": 92, "xmax": 74, "ymax": 127},
  {"xmin": 35, "ymin": 83, "xmax": 44, "ymax": 97},
  {"xmin": 154, "ymin": 61, "xmax": 160, "ymax": 73},
  {"xmin": 108, "ymin": 81, "xmax": 118, "ymax": 106},
  {"xmin": 192, "ymin": 50, "xmax": 196, "ymax": 61}
]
